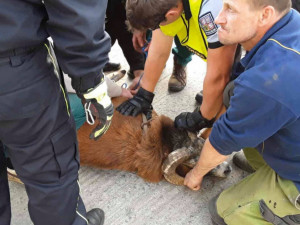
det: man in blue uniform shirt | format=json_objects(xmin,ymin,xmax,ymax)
[
  {"xmin": 0, "ymin": 0, "xmax": 113, "ymax": 224},
  {"xmin": 176, "ymin": 0, "xmax": 300, "ymax": 224}
]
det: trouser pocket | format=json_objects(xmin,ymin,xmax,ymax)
[{"xmin": 0, "ymin": 43, "xmax": 60, "ymax": 120}]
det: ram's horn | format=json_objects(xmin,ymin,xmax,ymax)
[
  {"xmin": 162, "ymin": 147, "xmax": 200, "ymax": 185},
  {"xmin": 162, "ymin": 136, "xmax": 205, "ymax": 185},
  {"xmin": 182, "ymin": 156, "xmax": 199, "ymax": 168}
]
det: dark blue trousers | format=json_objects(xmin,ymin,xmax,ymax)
[{"xmin": 0, "ymin": 43, "xmax": 88, "ymax": 225}]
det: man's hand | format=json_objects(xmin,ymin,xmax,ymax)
[
  {"xmin": 174, "ymin": 107, "xmax": 215, "ymax": 132},
  {"xmin": 128, "ymin": 76, "xmax": 141, "ymax": 94},
  {"xmin": 116, "ymin": 87, "xmax": 154, "ymax": 120},
  {"xmin": 129, "ymin": 73, "xmax": 144, "ymax": 95},
  {"xmin": 184, "ymin": 139, "xmax": 229, "ymax": 191},
  {"xmin": 132, "ymin": 29, "xmax": 147, "ymax": 52},
  {"xmin": 82, "ymin": 78, "xmax": 113, "ymax": 140},
  {"xmin": 121, "ymin": 88, "xmax": 133, "ymax": 99},
  {"xmin": 184, "ymin": 168, "xmax": 204, "ymax": 191}
]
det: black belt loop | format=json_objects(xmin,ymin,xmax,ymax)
[
  {"xmin": 9, "ymin": 55, "xmax": 22, "ymax": 67},
  {"xmin": 9, "ymin": 48, "xmax": 24, "ymax": 67}
]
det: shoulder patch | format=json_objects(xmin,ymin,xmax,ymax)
[{"xmin": 199, "ymin": 12, "xmax": 218, "ymax": 36}]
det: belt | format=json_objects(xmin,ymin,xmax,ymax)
[
  {"xmin": 0, "ymin": 43, "xmax": 44, "ymax": 65},
  {"xmin": 0, "ymin": 44, "xmax": 42, "ymax": 58}
]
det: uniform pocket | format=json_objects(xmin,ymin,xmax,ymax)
[
  {"xmin": 0, "ymin": 46, "xmax": 60, "ymax": 120},
  {"xmin": 50, "ymin": 121, "xmax": 79, "ymax": 179}
]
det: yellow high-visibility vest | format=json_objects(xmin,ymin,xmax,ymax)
[{"xmin": 160, "ymin": 0, "xmax": 208, "ymax": 61}]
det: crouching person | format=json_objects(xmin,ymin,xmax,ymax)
[{"xmin": 176, "ymin": 0, "xmax": 300, "ymax": 224}]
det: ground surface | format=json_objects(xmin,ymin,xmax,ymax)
[{"xmin": 9, "ymin": 41, "xmax": 247, "ymax": 225}]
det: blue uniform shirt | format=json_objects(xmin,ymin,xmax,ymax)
[{"xmin": 210, "ymin": 10, "xmax": 300, "ymax": 191}]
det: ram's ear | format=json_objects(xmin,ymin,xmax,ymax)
[{"xmin": 162, "ymin": 146, "xmax": 200, "ymax": 185}]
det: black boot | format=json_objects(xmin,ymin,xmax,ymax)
[
  {"xmin": 195, "ymin": 90, "xmax": 203, "ymax": 104},
  {"xmin": 103, "ymin": 62, "xmax": 121, "ymax": 72},
  {"xmin": 127, "ymin": 69, "xmax": 135, "ymax": 80},
  {"xmin": 232, "ymin": 151, "xmax": 255, "ymax": 173},
  {"xmin": 86, "ymin": 208, "xmax": 105, "ymax": 225}
]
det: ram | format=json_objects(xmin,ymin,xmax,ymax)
[{"xmin": 78, "ymin": 97, "xmax": 231, "ymax": 185}]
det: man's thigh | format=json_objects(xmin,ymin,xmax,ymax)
[
  {"xmin": 0, "ymin": 43, "xmax": 85, "ymax": 224},
  {"xmin": 0, "ymin": 91, "xmax": 84, "ymax": 225},
  {"xmin": 0, "ymin": 93, "xmax": 78, "ymax": 183},
  {"xmin": 0, "ymin": 43, "xmax": 78, "ymax": 184},
  {"xmin": 216, "ymin": 164, "xmax": 300, "ymax": 225}
]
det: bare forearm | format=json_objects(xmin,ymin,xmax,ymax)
[
  {"xmin": 200, "ymin": 45, "xmax": 237, "ymax": 119},
  {"xmin": 193, "ymin": 138, "xmax": 228, "ymax": 177},
  {"xmin": 141, "ymin": 52, "xmax": 170, "ymax": 92},
  {"xmin": 184, "ymin": 138, "xmax": 228, "ymax": 190},
  {"xmin": 200, "ymin": 73, "xmax": 229, "ymax": 119},
  {"xmin": 140, "ymin": 29, "xmax": 173, "ymax": 93}
]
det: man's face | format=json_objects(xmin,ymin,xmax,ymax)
[{"xmin": 215, "ymin": 0, "xmax": 260, "ymax": 47}]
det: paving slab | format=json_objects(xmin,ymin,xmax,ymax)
[{"xmin": 9, "ymin": 42, "xmax": 247, "ymax": 225}]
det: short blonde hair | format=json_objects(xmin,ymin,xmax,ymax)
[{"xmin": 249, "ymin": 0, "xmax": 292, "ymax": 13}]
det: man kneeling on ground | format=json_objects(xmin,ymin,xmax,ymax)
[{"xmin": 177, "ymin": 0, "xmax": 300, "ymax": 224}]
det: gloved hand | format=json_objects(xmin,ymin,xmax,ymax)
[
  {"xmin": 174, "ymin": 107, "xmax": 215, "ymax": 132},
  {"xmin": 116, "ymin": 87, "xmax": 154, "ymax": 120},
  {"xmin": 82, "ymin": 78, "xmax": 114, "ymax": 140}
]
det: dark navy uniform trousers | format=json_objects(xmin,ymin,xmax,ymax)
[{"xmin": 0, "ymin": 42, "xmax": 88, "ymax": 225}]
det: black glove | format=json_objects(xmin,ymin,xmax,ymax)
[
  {"xmin": 81, "ymin": 77, "xmax": 114, "ymax": 140},
  {"xmin": 116, "ymin": 87, "xmax": 154, "ymax": 120},
  {"xmin": 174, "ymin": 107, "xmax": 215, "ymax": 132}
]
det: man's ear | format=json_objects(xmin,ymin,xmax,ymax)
[
  {"xmin": 259, "ymin": 6, "xmax": 276, "ymax": 27},
  {"xmin": 165, "ymin": 4, "xmax": 182, "ymax": 21}
]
